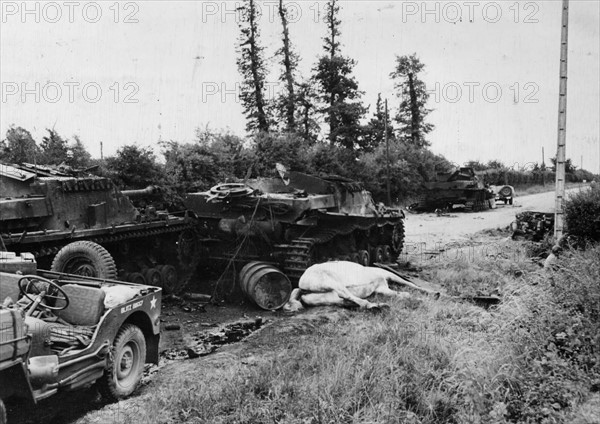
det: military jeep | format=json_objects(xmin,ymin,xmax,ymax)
[{"xmin": 0, "ymin": 250, "xmax": 161, "ymax": 424}]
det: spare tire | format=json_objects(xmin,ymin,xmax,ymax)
[
  {"xmin": 499, "ymin": 186, "xmax": 513, "ymax": 197},
  {"xmin": 51, "ymin": 241, "xmax": 117, "ymax": 279}
]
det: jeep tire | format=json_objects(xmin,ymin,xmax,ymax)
[
  {"xmin": 98, "ymin": 324, "xmax": 146, "ymax": 401},
  {"xmin": 0, "ymin": 398, "xmax": 6, "ymax": 424},
  {"xmin": 51, "ymin": 241, "xmax": 117, "ymax": 279}
]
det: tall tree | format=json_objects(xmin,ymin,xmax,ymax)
[
  {"xmin": 295, "ymin": 81, "xmax": 320, "ymax": 143},
  {"xmin": 39, "ymin": 128, "xmax": 69, "ymax": 165},
  {"xmin": 275, "ymin": 0, "xmax": 299, "ymax": 132},
  {"xmin": 0, "ymin": 126, "xmax": 40, "ymax": 164},
  {"xmin": 236, "ymin": 0, "xmax": 270, "ymax": 134},
  {"xmin": 363, "ymin": 93, "xmax": 394, "ymax": 152},
  {"xmin": 313, "ymin": 0, "xmax": 366, "ymax": 150},
  {"xmin": 390, "ymin": 54, "xmax": 434, "ymax": 148}
]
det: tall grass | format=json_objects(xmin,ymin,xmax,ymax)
[{"xmin": 86, "ymin": 242, "xmax": 600, "ymax": 424}]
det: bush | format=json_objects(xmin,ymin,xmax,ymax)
[{"xmin": 565, "ymin": 184, "xmax": 600, "ymax": 243}]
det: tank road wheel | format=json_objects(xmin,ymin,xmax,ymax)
[
  {"xmin": 126, "ymin": 272, "xmax": 147, "ymax": 285},
  {"xmin": 51, "ymin": 241, "xmax": 117, "ymax": 279},
  {"xmin": 143, "ymin": 268, "xmax": 163, "ymax": 288},
  {"xmin": 372, "ymin": 246, "xmax": 385, "ymax": 264},
  {"xmin": 358, "ymin": 250, "xmax": 370, "ymax": 267},
  {"xmin": 382, "ymin": 245, "xmax": 392, "ymax": 263},
  {"xmin": 98, "ymin": 324, "xmax": 146, "ymax": 401},
  {"xmin": 391, "ymin": 222, "xmax": 405, "ymax": 255},
  {"xmin": 350, "ymin": 252, "xmax": 360, "ymax": 263},
  {"xmin": 157, "ymin": 265, "xmax": 178, "ymax": 294}
]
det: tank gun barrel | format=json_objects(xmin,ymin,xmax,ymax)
[{"xmin": 122, "ymin": 186, "xmax": 159, "ymax": 198}]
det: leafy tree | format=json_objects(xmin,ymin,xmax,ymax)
[
  {"xmin": 390, "ymin": 54, "xmax": 434, "ymax": 148},
  {"xmin": 39, "ymin": 128, "xmax": 69, "ymax": 165},
  {"xmin": 550, "ymin": 156, "xmax": 576, "ymax": 173},
  {"xmin": 313, "ymin": 0, "xmax": 366, "ymax": 150},
  {"xmin": 162, "ymin": 128, "xmax": 254, "ymax": 193},
  {"xmin": 252, "ymin": 132, "xmax": 310, "ymax": 176},
  {"xmin": 66, "ymin": 135, "xmax": 92, "ymax": 169},
  {"xmin": 486, "ymin": 159, "xmax": 506, "ymax": 170},
  {"xmin": 464, "ymin": 160, "xmax": 487, "ymax": 171},
  {"xmin": 275, "ymin": 0, "xmax": 300, "ymax": 132},
  {"xmin": 304, "ymin": 142, "xmax": 356, "ymax": 177},
  {"xmin": 104, "ymin": 145, "xmax": 163, "ymax": 189},
  {"xmin": 0, "ymin": 126, "xmax": 40, "ymax": 164},
  {"xmin": 195, "ymin": 126, "xmax": 254, "ymax": 180},
  {"xmin": 236, "ymin": 0, "xmax": 271, "ymax": 133},
  {"xmin": 357, "ymin": 141, "xmax": 452, "ymax": 203},
  {"xmin": 362, "ymin": 93, "xmax": 394, "ymax": 152}
]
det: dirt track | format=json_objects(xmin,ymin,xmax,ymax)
[{"xmin": 404, "ymin": 185, "xmax": 587, "ymax": 248}]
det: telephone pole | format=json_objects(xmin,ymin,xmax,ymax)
[
  {"xmin": 554, "ymin": 0, "xmax": 569, "ymax": 240},
  {"xmin": 385, "ymin": 99, "xmax": 392, "ymax": 206},
  {"xmin": 542, "ymin": 146, "xmax": 545, "ymax": 186}
]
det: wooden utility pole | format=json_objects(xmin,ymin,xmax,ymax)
[
  {"xmin": 554, "ymin": 0, "xmax": 569, "ymax": 240},
  {"xmin": 542, "ymin": 146, "xmax": 545, "ymax": 186},
  {"xmin": 385, "ymin": 99, "xmax": 392, "ymax": 206},
  {"xmin": 100, "ymin": 141, "xmax": 104, "ymax": 160}
]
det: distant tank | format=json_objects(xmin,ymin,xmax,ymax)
[
  {"xmin": 184, "ymin": 170, "xmax": 405, "ymax": 291},
  {"xmin": 0, "ymin": 162, "xmax": 192, "ymax": 292},
  {"xmin": 410, "ymin": 167, "xmax": 494, "ymax": 212}
]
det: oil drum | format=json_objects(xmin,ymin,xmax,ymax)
[{"xmin": 239, "ymin": 262, "xmax": 292, "ymax": 311}]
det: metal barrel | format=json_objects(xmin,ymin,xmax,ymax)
[{"xmin": 239, "ymin": 262, "xmax": 292, "ymax": 311}]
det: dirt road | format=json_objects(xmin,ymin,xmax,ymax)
[{"xmin": 404, "ymin": 186, "xmax": 587, "ymax": 248}]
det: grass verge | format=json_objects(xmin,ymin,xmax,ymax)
[{"xmin": 79, "ymin": 240, "xmax": 600, "ymax": 424}]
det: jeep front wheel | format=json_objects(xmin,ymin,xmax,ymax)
[
  {"xmin": 0, "ymin": 398, "xmax": 6, "ymax": 424},
  {"xmin": 98, "ymin": 324, "xmax": 146, "ymax": 401}
]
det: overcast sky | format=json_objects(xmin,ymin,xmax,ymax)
[{"xmin": 1, "ymin": 1, "xmax": 599, "ymax": 172}]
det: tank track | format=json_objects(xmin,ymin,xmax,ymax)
[
  {"xmin": 464, "ymin": 192, "xmax": 490, "ymax": 212},
  {"xmin": 276, "ymin": 219, "xmax": 404, "ymax": 283},
  {"xmin": 16, "ymin": 222, "xmax": 194, "ymax": 259}
]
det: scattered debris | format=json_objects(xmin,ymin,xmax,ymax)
[
  {"xmin": 183, "ymin": 293, "xmax": 212, "ymax": 302},
  {"xmin": 512, "ymin": 211, "xmax": 554, "ymax": 241},
  {"xmin": 165, "ymin": 323, "xmax": 181, "ymax": 331},
  {"xmin": 160, "ymin": 318, "xmax": 265, "ymax": 361}
]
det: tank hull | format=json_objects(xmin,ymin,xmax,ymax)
[
  {"xmin": 184, "ymin": 171, "xmax": 405, "ymax": 284},
  {"xmin": 1, "ymin": 163, "xmax": 192, "ymax": 291}
]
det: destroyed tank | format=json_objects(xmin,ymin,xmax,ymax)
[
  {"xmin": 411, "ymin": 167, "xmax": 494, "ymax": 212},
  {"xmin": 0, "ymin": 162, "xmax": 192, "ymax": 292},
  {"xmin": 183, "ymin": 170, "xmax": 406, "ymax": 287}
]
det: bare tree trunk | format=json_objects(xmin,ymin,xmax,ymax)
[
  {"xmin": 249, "ymin": 0, "xmax": 269, "ymax": 133},
  {"xmin": 279, "ymin": 0, "xmax": 295, "ymax": 132},
  {"xmin": 407, "ymin": 72, "xmax": 420, "ymax": 146}
]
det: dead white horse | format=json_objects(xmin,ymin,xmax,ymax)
[{"xmin": 284, "ymin": 261, "xmax": 427, "ymax": 312}]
